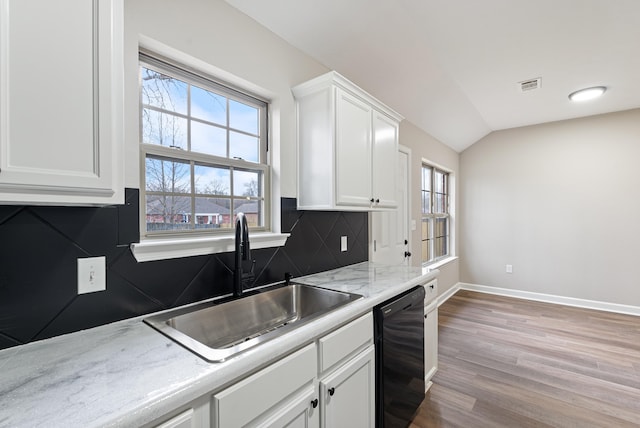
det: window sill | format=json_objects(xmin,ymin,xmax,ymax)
[
  {"xmin": 130, "ymin": 232, "xmax": 290, "ymax": 262},
  {"xmin": 422, "ymin": 256, "xmax": 458, "ymax": 273}
]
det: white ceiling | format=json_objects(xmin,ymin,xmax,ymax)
[{"xmin": 224, "ymin": 0, "xmax": 640, "ymax": 152}]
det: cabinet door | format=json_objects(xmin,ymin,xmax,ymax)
[
  {"xmin": 424, "ymin": 301, "xmax": 438, "ymax": 388},
  {"xmin": 335, "ymin": 89, "xmax": 372, "ymax": 207},
  {"xmin": 0, "ymin": 0, "xmax": 123, "ymax": 205},
  {"xmin": 371, "ymin": 111, "xmax": 399, "ymax": 208},
  {"xmin": 320, "ymin": 345, "xmax": 375, "ymax": 428},
  {"xmin": 212, "ymin": 344, "xmax": 317, "ymax": 427},
  {"xmin": 256, "ymin": 385, "xmax": 319, "ymax": 428},
  {"xmin": 152, "ymin": 409, "xmax": 196, "ymax": 428}
]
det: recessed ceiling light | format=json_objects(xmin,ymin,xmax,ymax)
[{"xmin": 568, "ymin": 86, "xmax": 607, "ymax": 102}]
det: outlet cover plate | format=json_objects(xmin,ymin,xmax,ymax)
[{"xmin": 78, "ymin": 256, "xmax": 106, "ymax": 294}]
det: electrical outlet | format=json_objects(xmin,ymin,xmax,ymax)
[
  {"xmin": 506, "ymin": 264, "xmax": 513, "ymax": 274},
  {"xmin": 341, "ymin": 236, "xmax": 348, "ymax": 252},
  {"xmin": 78, "ymin": 256, "xmax": 106, "ymax": 294}
]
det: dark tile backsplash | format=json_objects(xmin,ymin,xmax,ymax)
[{"xmin": 0, "ymin": 190, "xmax": 368, "ymax": 350}]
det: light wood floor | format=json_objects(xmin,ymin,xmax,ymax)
[{"xmin": 410, "ymin": 290, "xmax": 640, "ymax": 427}]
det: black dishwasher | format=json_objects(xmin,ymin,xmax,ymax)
[{"xmin": 374, "ymin": 286, "xmax": 425, "ymax": 427}]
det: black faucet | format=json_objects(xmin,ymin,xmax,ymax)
[{"xmin": 233, "ymin": 212, "xmax": 254, "ymax": 297}]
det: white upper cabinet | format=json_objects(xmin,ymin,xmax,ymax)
[
  {"xmin": 0, "ymin": 0, "xmax": 124, "ymax": 205},
  {"xmin": 293, "ymin": 71, "xmax": 402, "ymax": 211}
]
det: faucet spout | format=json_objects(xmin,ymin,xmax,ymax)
[{"xmin": 233, "ymin": 212, "xmax": 253, "ymax": 297}]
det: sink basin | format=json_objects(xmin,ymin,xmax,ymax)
[{"xmin": 144, "ymin": 283, "xmax": 362, "ymax": 362}]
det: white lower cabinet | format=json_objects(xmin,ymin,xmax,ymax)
[
  {"xmin": 423, "ymin": 279, "xmax": 438, "ymax": 389},
  {"xmin": 146, "ymin": 313, "xmax": 375, "ymax": 428},
  {"xmin": 319, "ymin": 346, "xmax": 375, "ymax": 428},
  {"xmin": 211, "ymin": 344, "xmax": 318, "ymax": 428},
  {"xmin": 145, "ymin": 396, "xmax": 210, "ymax": 428},
  {"xmin": 257, "ymin": 385, "xmax": 319, "ymax": 428},
  {"xmin": 153, "ymin": 409, "xmax": 196, "ymax": 428}
]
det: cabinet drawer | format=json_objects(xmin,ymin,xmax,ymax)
[
  {"xmin": 212, "ymin": 343, "xmax": 317, "ymax": 427},
  {"xmin": 318, "ymin": 312, "xmax": 373, "ymax": 373}
]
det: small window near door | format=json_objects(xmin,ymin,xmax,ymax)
[{"xmin": 421, "ymin": 164, "xmax": 450, "ymax": 264}]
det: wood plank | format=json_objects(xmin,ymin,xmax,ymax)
[{"xmin": 413, "ymin": 290, "xmax": 640, "ymax": 427}]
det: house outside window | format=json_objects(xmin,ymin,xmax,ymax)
[
  {"xmin": 421, "ymin": 164, "xmax": 450, "ymax": 264},
  {"xmin": 139, "ymin": 52, "xmax": 269, "ymax": 237}
]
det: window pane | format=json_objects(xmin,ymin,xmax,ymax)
[
  {"xmin": 229, "ymin": 100, "xmax": 258, "ymax": 134},
  {"xmin": 194, "ymin": 197, "xmax": 231, "ymax": 229},
  {"xmin": 435, "ymin": 218, "xmax": 447, "ymax": 238},
  {"xmin": 145, "ymin": 156, "xmax": 191, "ymax": 193},
  {"xmin": 422, "ymin": 166, "xmax": 432, "ymax": 191},
  {"xmin": 191, "ymin": 121, "xmax": 226, "ymax": 157},
  {"xmin": 141, "ymin": 67, "xmax": 187, "ymax": 114},
  {"xmin": 435, "ymin": 236, "xmax": 448, "ymax": 259},
  {"xmin": 234, "ymin": 200, "xmax": 261, "ymax": 227},
  {"xmin": 422, "ymin": 239, "xmax": 431, "ymax": 263},
  {"xmin": 194, "ymin": 165, "xmax": 230, "ymax": 195},
  {"xmin": 145, "ymin": 195, "xmax": 192, "ymax": 232},
  {"xmin": 191, "ymin": 85, "xmax": 226, "ymax": 125},
  {"xmin": 422, "ymin": 190, "xmax": 431, "ymax": 214},
  {"xmin": 230, "ymin": 131, "xmax": 259, "ymax": 163},
  {"xmin": 142, "ymin": 109, "xmax": 187, "ymax": 149},
  {"xmin": 434, "ymin": 170, "xmax": 445, "ymax": 193},
  {"xmin": 233, "ymin": 170, "xmax": 260, "ymax": 197},
  {"xmin": 434, "ymin": 193, "xmax": 446, "ymax": 213}
]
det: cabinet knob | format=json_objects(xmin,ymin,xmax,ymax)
[
  {"xmin": 404, "ymin": 239, "xmax": 408, "ymax": 245},
  {"xmin": 311, "ymin": 398, "xmax": 319, "ymax": 408},
  {"xmin": 370, "ymin": 198, "xmax": 375, "ymax": 203},
  {"xmin": 404, "ymin": 251, "xmax": 412, "ymax": 257},
  {"xmin": 375, "ymin": 198, "xmax": 380, "ymax": 203},
  {"xmin": 328, "ymin": 387, "xmax": 335, "ymax": 396},
  {"xmin": 430, "ymin": 284, "xmax": 435, "ymax": 289}
]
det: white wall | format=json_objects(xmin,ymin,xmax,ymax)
[
  {"xmin": 460, "ymin": 109, "xmax": 640, "ymax": 306},
  {"xmin": 123, "ymin": 0, "xmax": 329, "ymax": 198},
  {"xmin": 400, "ymin": 121, "xmax": 460, "ymax": 297}
]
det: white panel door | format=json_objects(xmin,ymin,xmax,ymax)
[
  {"xmin": 335, "ymin": 89, "xmax": 372, "ymax": 207},
  {"xmin": 371, "ymin": 146, "xmax": 411, "ymax": 265}
]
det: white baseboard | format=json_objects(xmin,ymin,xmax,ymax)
[
  {"xmin": 437, "ymin": 282, "xmax": 461, "ymax": 307},
  {"xmin": 452, "ymin": 282, "xmax": 640, "ymax": 317}
]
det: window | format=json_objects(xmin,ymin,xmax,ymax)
[
  {"xmin": 139, "ymin": 52, "xmax": 269, "ymax": 237},
  {"xmin": 421, "ymin": 164, "xmax": 450, "ymax": 264}
]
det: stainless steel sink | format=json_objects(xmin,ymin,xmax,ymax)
[{"xmin": 144, "ymin": 283, "xmax": 362, "ymax": 362}]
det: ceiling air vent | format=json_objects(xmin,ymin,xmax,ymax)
[{"xmin": 519, "ymin": 77, "xmax": 541, "ymax": 92}]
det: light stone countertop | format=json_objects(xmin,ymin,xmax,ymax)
[{"xmin": 0, "ymin": 262, "xmax": 438, "ymax": 428}]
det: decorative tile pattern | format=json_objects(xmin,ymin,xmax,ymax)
[{"xmin": 0, "ymin": 192, "xmax": 368, "ymax": 350}]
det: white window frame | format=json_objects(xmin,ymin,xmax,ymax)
[
  {"xmin": 421, "ymin": 162, "xmax": 451, "ymax": 265},
  {"xmin": 130, "ymin": 40, "xmax": 288, "ymax": 262},
  {"xmin": 139, "ymin": 51, "xmax": 269, "ymax": 237}
]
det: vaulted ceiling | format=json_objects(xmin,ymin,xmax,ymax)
[{"xmin": 224, "ymin": 0, "xmax": 640, "ymax": 151}]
